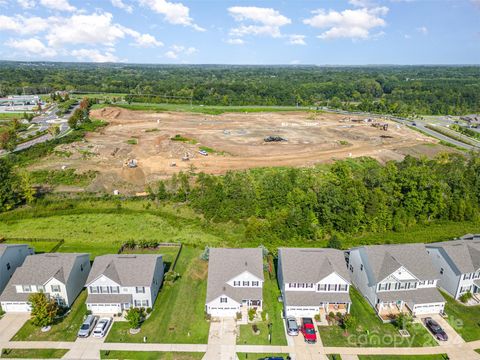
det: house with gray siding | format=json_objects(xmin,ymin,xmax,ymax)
[
  {"xmin": 85, "ymin": 254, "xmax": 164, "ymax": 314},
  {"xmin": 348, "ymin": 244, "xmax": 445, "ymax": 319},
  {"xmin": 205, "ymin": 248, "xmax": 264, "ymax": 317},
  {"xmin": 0, "ymin": 244, "xmax": 33, "ymax": 295},
  {"xmin": 277, "ymin": 248, "xmax": 351, "ymax": 319},
  {"xmin": 0, "ymin": 253, "xmax": 90, "ymax": 312},
  {"xmin": 426, "ymin": 234, "xmax": 480, "ymax": 301}
]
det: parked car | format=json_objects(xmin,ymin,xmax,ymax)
[
  {"xmin": 199, "ymin": 150, "xmax": 208, "ymax": 156},
  {"xmin": 77, "ymin": 315, "xmax": 97, "ymax": 338},
  {"xmin": 300, "ymin": 317, "xmax": 317, "ymax": 343},
  {"xmin": 92, "ymin": 317, "xmax": 112, "ymax": 338},
  {"xmin": 286, "ymin": 316, "xmax": 299, "ymax": 336},
  {"xmin": 424, "ymin": 317, "xmax": 448, "ymax": 341}
]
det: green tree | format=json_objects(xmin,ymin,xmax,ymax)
[
  {"xmin": 29, "ymin": 292, "xmax": 59, "ymax": 327},
  {"xmin": 0, "ymin": 159, "xmax": 20, "ymax": 212},
  {"xmin": 125, "ymin": 307, "xmax": 145, "ymax": 329}
]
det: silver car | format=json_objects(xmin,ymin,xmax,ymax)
[
  {"xmin": 77, "ymin": 315, "xmax": 97, "ymax": 338},
  {"xmin": 286, "ymin": 316, "xmax": 299, "ymax": 336},
  {"xmin": 92, "ymin": 317, "xmax": 112, "ymax": 338}
]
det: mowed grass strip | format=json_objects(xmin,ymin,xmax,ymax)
[
  {"xmin": 318, "ymin": 289, "xmax": 437, "ymax": 348},
  {"xmin": 12, "ymin": 290, "xmax": 87, "ymax": 341},
  {"xmin": 106, "ymin": 246, "xmax": 209, "ymax": 344},
  {"xmin": 358, "ymin": 356, "xmax": 448, "ymax": 360},
  {"xmin": 100, "ymin": 351, "xmax": 204, "ymax": 360},
  {"xmin": 2, "ymin": 239, "xmax": 62, "ymax": 253},
  {"xmin": 0, "ymin": 348, "xmax": 69, "ymax": 359},
  {"xmin": 442, "ymin": 290, "xmax": 480, "ymax": 342}
]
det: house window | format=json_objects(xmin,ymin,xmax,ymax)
[
  {"xmin": 243, "ymin": 281, "xmax": 249, "ymax": 286},
  {"xmin": 56, "ymin": 298, "xmax": 65, "ymax": 306},
  {"xmin": 134, "ymin": 300, "xmax": 142, "ymax": 307},
  {"xmin": 360, "ymin": 264, "xmax": 364, "ymax": 271},
  {"xmin": 6, "ymin": 263, "xmax": 11, "ymax": 271},
  {"xmin": 220, "ymin": 297, "xmax": 227, "ymax": 303},
  {"xmin": 90, "ymin": 286, "xmax": 99, "ymax": 294},
  {"xmin": 427, "ymin": 280, "xmax": 435, "ymax": 285},
  {"xmin": 418, "ymin": 281, "xmax": 426, "ymax": 286},
  {"xmin": 378, "ymin": 283, "xmax": 388, "ymax": 291},
  {"xmin": 51, "ymin": 285, "xmax": 61, "ymax": 293},
  {"xmin": 141, "ymin": 300, "xmax": 149, "ymax": 307},
  {"xmin": 464, "ymin": 273, "xmax": 472, "ymax": 280},
  {"xmin": 318, "ymin": 284, "xmax": 327, "ymax": 291},
  {"xmin": 338, "ymin": 284, "xmax": 347, "ymax": 291},
  {"xmin": 328, "ymin": 284, "xmax": 337, "ymax": 291},
  {"xmin": 252, "ymin": 281, "xmax": 259, "ymax": 286},
  {"xmin": 80, "ymin": 264, "xmax": 84, "ymax": 272},
  {"xmin": 110, "ymin": 286, "xmax": 119, "ymax": 294},
  {"xmin": 37, "ymin": 285, "xmax": 45, "ymax": 293},
  {"xmin": 100, "ymin": 286, "xmax": 109, "ymax": 294},
  {"xmin": 23, "ymin": 285, "xmax": 31, "ymax": 292},
  {"xmin": 349, "ymin": 265, "xmax": 353, "ymax": 272},
  {"xmin": 136, "ymin": 287, "xmax": 145, "ymax": 294},
  {"xmin": 233, "ymin": 281, "xmax": 241, "ymax": 286},
  {"xmin": 440, "ymin": 268, "xmax": 444, "ymax": 275},
  {"xmin": 289, "ymin": 283, "xmax": 296, "ymax": 288}
]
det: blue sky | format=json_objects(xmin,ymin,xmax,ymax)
[{"xmin": 0, "ymin": 0, "xmax": 479, "ymax": 64}]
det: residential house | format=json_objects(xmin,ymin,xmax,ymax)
[
  {"xmin": 0, "ymin": 244, "xmax": 33, "ymax": 295},
  {"xmin": 348, "ymin": 244, "xmax": 445, "ymax": 320},
  {"xmin": 277, "ymin": 248, "xmax": 352, "ymax": 319},
  {"xmin": 0, "ymin": 253, "xmax": 90, "ymax": 312},
  {"xmin": 426, "ymin": 234, "xmax": 480, "ymax": 301},
  {"xmin": 205, "ymin": 248, "xmax": 264, "ymax": 317},
  {"xmin": 85, "ymin": 254, "xmax": 164, "ymax": 314}
]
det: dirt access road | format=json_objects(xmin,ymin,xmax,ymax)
[{"xmin": 34, "ymin": 107, "xmax": 447, "ymax": 193}]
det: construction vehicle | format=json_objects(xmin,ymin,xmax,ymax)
[
  {"xmin": 127, "ymin": 159, "xmax": 138, "ymax": 168},
  {"xmin": 199, "ymin": 149, "xmax": 208, "ymax": 156},
  {"xmin": 371, "ymin": 123, "xmax": 389, "ymax": 131}
]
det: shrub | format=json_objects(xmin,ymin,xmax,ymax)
[
  {"xmin": 314, "ymin": 314, "xmax": 321, "ymax": 322},
  {"xmin": 236, "ymin": 312, "xmax": 242, "ymax": 320},
  {"xmin": 125, "ymin": 307, "xmax": 145, "ymax": 329},
  {"xmin": 248, "ymin": 308, "xmax": 256, "ymax": 322},
  {"xmin": 29, "ymin": 292, "xmax": 59, "ymax": 327},
  {"xmin": 394, "ymin": 312, "xmax": 413, "ymax": 330},
  {"xmin": 146, "ymin": 307, "xmax": 152, "ymax": 314},
  {"xmin": 459, "ymin": 291, "xmax": 473, "ymax": 303},
  {"xmin": 261, "ymin": 311, "xmax": 267, "ymax": 322}
]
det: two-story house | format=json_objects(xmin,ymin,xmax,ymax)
[
  {"xmin": 0, "ymin": 253, "xmax": 90, "ymax": 312},
  {"xmin": 348, "ymin": 244, "xmax": 445, "ymax": 320},
  {"xmin": 85, "ymin": 254, "xmax": 164, "ymax": 314},
  {"xmin": 426, "ymin": 234, "xmax": 480, "ymax": 301},
  {"xmin": 0, "ymin": 244, "xmax": 33, "ymax": 295},
  {"xmin": 205, "ymin": 248, "xmax": 264, "ymax": 317},
  {"xmin": 277, "ymin": 248, "xmax": 351, "ymax": 318}
]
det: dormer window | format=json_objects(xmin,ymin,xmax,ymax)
[
  {"xmin": 243, "ymin": 281, "xmax": 249, "ymax": 286},
  {"xmin": 220, "ymin": 297, "xmax": 227, "ymax": 303},
  {"xmin": 252, "ymin": 281, "xmax": 259, "ymax": 286},
  {"xmin": 233, "ymin": 281, "xmax": 241, "ymax": 286}
]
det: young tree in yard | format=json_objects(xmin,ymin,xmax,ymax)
[
  {"xmin": 341, "ymin": 314, "xmax": 356, "ymax": 334},
  {"xmin": 394, "ymin": 312, "xmax": 413, "ymax": 330},
  {"xmin": 125, "ymin": 307, "xmax": 145, "ymax": 329},
  {"xmin": 18, "ymin": 171, "xmax": 36, "ymax": 204},
  {"xmin": 48, "ymin": 124, "xmax": 60, "ymax": 137},
  {"xmin": 67, "ymin": 113, "xmax": 79, "ymax": 129},
  {"xmin": 29, "ymin": 292, "xmax": 59, "ymax": 327},
  {"xmin": 0, "ymin": 129, "xmax": 17, "ymax": 152}
]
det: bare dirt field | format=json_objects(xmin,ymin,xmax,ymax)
[{"xmin": 31, "ymin": 107, "xmax": 451, "ymax": 193}]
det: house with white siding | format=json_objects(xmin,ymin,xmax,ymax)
[
  {"xmin": 205, "ymin": 248, "xmax": 264, "ymax": 317},
  {"xmin": 348, "ymin": 244, "xmax": 445, "ymax": 320},
  {"xmin": 0, "ymin": 253, "xmax": 90, "ymax": 312},
  {"xmin": 85, "ymin": 254, "xmax": 164, "ymax": 314},
  {"xmin": 426, "ymin": 234, "xmax": 480, "ymax": 302},
  {"xmin": 277, "ymin": 248, "xmax": 351, "ymax": 319},
  {"xmin": 0, "ymin": 244, "xmax": 33, "ymax": 295}
]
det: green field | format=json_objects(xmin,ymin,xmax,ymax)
[
  {"xmin": 0, "ymin": 348, "xmax": 69, "ymax": 358},
  {"xmin": 12, "ymin": 290, "xmax": 87, "ymax": 341},
  {"xmin": 0, "ymin": 113, "xmax": 26, "ymax": 120},
  {"xmin": 121, "ymin": 246, "xmax": 181, "ymax": 269},
  {"xmin": 100, "ymin": 351, "xmax": 204, "ymax": 360},
  {"xmin": 1, "ymin": 239, "xmax": 62, "ymax": 253},
  {"xmin": 358, "ymin": 356, "xmax": 448, "ymax": 360},
  {"xmin": 318, "ymin": 289, "xmax": 437, "ymax": 348},
  {"xmin": 105, "ymin": 246, "xmax": 209, "ymax": 344},
  {"xmin": 443, "ymin": 290, "xmax": 480, "ymax": 342}
]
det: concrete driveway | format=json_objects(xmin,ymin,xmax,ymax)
[
  {"xmin": 203, "ymin": 318, "xmax": 237, "ymax": 360},
  {"xmin": 0, "ymin": 313, "xmax": 29, "ymax": 342},
  {"xmin": 291, "ymin": 327, "xmax": 327, "ymax": 360},
  {"xmin": 418, "ymin": 314, "xmax": 465, "ymax": 347}
]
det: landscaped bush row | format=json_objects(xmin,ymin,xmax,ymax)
[{"xmin": 425, "ymin": 124, "xmax": 480, "ymax": 147}]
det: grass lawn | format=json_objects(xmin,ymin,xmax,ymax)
[
  {"xmin": 318, "ymin": 289, "xmax": 437, "ymax": 348},
  {"xmin": 237, "ymin": 354, "xmax": 288, "ymax": 360},
  {"xmin": 2, "ymin": 239, "xmax": 62, "ymax": 253},
  {"xmin": 121, "ymin": 246, "xmax": 180, "ymax": 270},
  {"xmin": 237, "ymin": 271, "xmax": 287, "ymax": 346},
  {"xmin": 100, "ymin": 351, "xmax": 204, "ymax": 360},
  {"xmin": 106, "ymin": 246, "xmax": 209, "ymax": 344},
  {"xmin": 12, "ymin": 290, "xmax": 87, "ymax": 341},
  {"xmin": 0, "ymin": 348, "xmax": 69, "ymax": 358},
  {"xmin": 358, "ymin": 356, "xmax": 448, "ymax": 360},
  {"xmin": 442, "ymin": 290, "xmax": 480, "ymax": 342},
  {"xmin": 327, "ymin": 355, "xmax": 342, "ymax": 360}
]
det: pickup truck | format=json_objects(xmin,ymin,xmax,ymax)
[{"xmin": 300, "ymin": 317, "xmax": 317, "ymax": 344}]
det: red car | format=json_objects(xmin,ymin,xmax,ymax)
[{"xmin": 300, "ymin": 318, "xmax": 317, "ymax": 344}]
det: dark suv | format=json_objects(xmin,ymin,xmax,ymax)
[{"xmin": 424, "ymin": 317, "xmax": 448, "ymax": 341}]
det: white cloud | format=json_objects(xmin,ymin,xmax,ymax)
[
  {"xmin": 71, "ymin": 48, "xmax": 120, "ymax": 62},
  {"xmin": 5, "ymin": 37, "xmax": 57, "ymax": 57},
  {"xmin": 226, "ymin": 38, "xmax": 245, "ymax": 45},
  {"xmin": 228, "ymin": 6, "xmax": 291, "ymax": 38},
  {"xmin": 290, "ymin": 59, "xmax": 301, "ymax": 65},
  {"xmin": 111, "ymin": 0, "xmax": 133, "ymax": 13},
  {"xmin": 17, "ymin": 0, "xmax": 36, "ymax": 9},
  {"xmin": 123, "ymin": 29, "xmax": 163, "ymax": 47},
  {"xmin": 304, "ymin": 6, "xmax": 389, "ymax": 40},
  {"xmin": 40, "ymin": 0, "xmax": 76, "ymax": 12},
  {"xmin": 0, "ymin": 15, "xmax": 50, "ymax": 35},
  {"xmin": 417, "ymin": 26, "xmax": 428, "ymax": 35},
  {"xmin": 164, "ymin": 44, "xmax": 197, "ymax": 59},
  {"xmin": 288, "ymin": 34, "xmax": 306, "ymax": 45},
  {"xmin": 138, "ymin": 0, "xmax": 204, "ymax": 31}
]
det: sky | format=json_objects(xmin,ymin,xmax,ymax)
[{"xmin": 0, "ymin": 0, "xmax": 479, "ymax": 65}]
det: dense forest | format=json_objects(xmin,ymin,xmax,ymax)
[
  {"xmin": 144, "ymin": 154, "xmax": 480, "ymax": 244},
  {"xmin": 1, "ymin": 62, "xmax": 480, "ymax": 116}
]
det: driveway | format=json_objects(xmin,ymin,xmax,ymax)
[
  {"xmin": 418, "ymin": 314, "xmax": 465, "ymax": 347},
  {"xmin": 0, "ymin": 313, "xmax": 29, "ymax": 342},
  {"xmin": 291, "ymin": 326, "xmax": 327, "ymax": 360},
  {"xmin": 203, "ymin": 318, "xmax": 237, "ymax": 360}
]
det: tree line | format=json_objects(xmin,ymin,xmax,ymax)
[{"xmin": 1, "ymin": 62, "xmax": 479, "ymax": 116}]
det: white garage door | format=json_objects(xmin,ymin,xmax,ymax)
[
  {"xmin": 207, "ymin": 306, "xmax": 239, "ymax": 317},
  {"xmin": 285, "ymin": 307, "xmax": 319, "ymax": 318},
  {"xmin": 413, "ymin": 303, "xmax": 445, "ymax": 315},
  {"xmin": 87, "ymin": 303, "xmax": 121, "ymax": 314},
  {"xmin": 1, "ymin": 302, "xmax": 30, "ymax": 312}
]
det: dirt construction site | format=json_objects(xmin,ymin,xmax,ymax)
[{"xmin": 33, "ymin": 107, "xmax": 450, "ymax": 193}]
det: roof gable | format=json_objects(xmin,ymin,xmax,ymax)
[{"xmin": 427, "ymin": 238, "xmax": 480, "ymax": 274}]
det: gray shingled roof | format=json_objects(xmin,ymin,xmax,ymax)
[
  {"xmin": 284, "ymin": 291, "xmax": 351, "ymax": 307},
  {"xmin": 86, "ymin": 254, "xmax": 163, "ymax": 287},
  {"xmin": 0, "ymin": 284, "xmax": 30, "ymax": 302},
  {"xmin": 355, "ymin": 244, "xmax": 438, "ymax": 285},
  {"xmin": 206, "ymin": 248, "xmax": 264, "ymax": 304},
  {"xmin": 377, "ymin": 287, "xmax": 445, "ymax": 305},
  {"xmin": 4, "ymin": 253, "xmax": 87, "ymax": 285},
  {"xmin": 0, "ymin": 244, "xmax": 30, "ymax": 257},
  {"xmin": 278, "ymin": 248, "xmax": 350, "ymax": 284},
  {"xmin": 427, "ymin": 238, "xmax": 480, "ymax": 274},
  {"xmin": 87, "ymin": 294, "xmax": 132, "ymax": 304}
]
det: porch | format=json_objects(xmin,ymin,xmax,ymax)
[{"xmin": 376, "ymin": 301, "xmax": 411, "ymax": 322}]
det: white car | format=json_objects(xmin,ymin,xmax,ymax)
[{"xmin": 92, "ymin": 317, "xmax": 112, "ymax": 338}]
